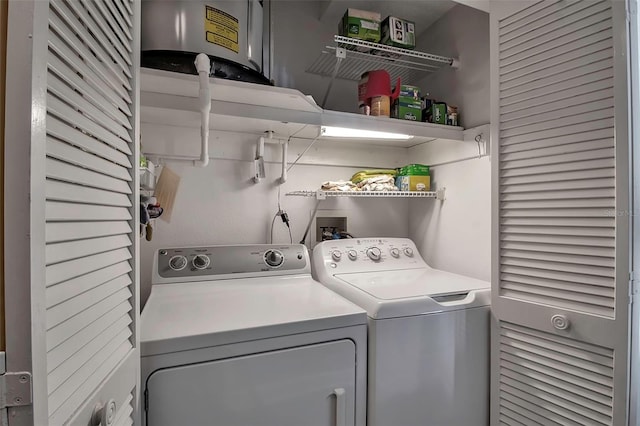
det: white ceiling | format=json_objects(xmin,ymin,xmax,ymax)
[{"xmin": 316, "ymin": 0, "xmax": 458, "ymax": 38}]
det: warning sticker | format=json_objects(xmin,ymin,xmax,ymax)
[{"xmin": 205, "ymin": 6, "xmax": 239, "ymax": 53}]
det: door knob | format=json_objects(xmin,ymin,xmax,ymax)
[
  {"xmin": 551, "ymin": 314, "xmax": 570, "ymax": 330},
  {"xmin": 91, "ymin": 399, "xmax": 117, "ymax": 426}
]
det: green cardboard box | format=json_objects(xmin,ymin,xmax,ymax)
[
  {"xmin": 432, "ymin": 102, "xmax": 447, "ymax": 125},
  {"xmin": 398, "ymin": 84, "xmax": 421, "ymax": 101},
  {"xmin": 393, "ymin": 99, "xmax": 422, "ymax": 122},
  {"xmin": 381, "ymin": 16, "xmax": 416, "ymax": 49},
  {"xmin": 339, "ymin": 9, "xmax": 381, "ymax": 43}
]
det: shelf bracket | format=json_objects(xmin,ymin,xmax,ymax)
[
  {"xmin": 321, "ymin": 47, "xmax": 346, "ymax": 108},
  {"xmin": 436, "ymin": 188, "xmax": 446, "ymax": 201}
]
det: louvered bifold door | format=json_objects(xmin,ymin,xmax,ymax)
[
  {"xmin": 44, "ymin": 0, "xmax": 139, "ymax": 424},
  {"xmin": 491, "ymin": 1, "xmax": 631, "ymax": 424}
]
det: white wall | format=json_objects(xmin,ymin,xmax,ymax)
[
  {"xmin": 415, "ymin": 4, "xmax": 490, "ymax": 129},
  {"xmin": 408, "ymin": 157, "xmax": 491, "ymax": 282},
  {"xmin": 271, "ymin": 0, "xmax": 358, "ymax": 112},
  {"xmin": 409, "ymin": 4, "xmax": 491, "ymax": 281},
  {"xmin": 140, "ymin": 126, "xmax": 410, "ymax": 307}
]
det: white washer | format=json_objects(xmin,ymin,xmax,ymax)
[
  {"xmin": 312, "ymin": 238, "xmax": 490, "ymax": 426},
  {"xmin": 141, "ymin": 244, "xmax": 367, "ymax": 426}
]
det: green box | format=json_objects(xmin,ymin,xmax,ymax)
[
  {"xmin": 432, "ymin": 102, "xmax": 447, "ymax": 125},
  {"xmin": 398, "ymin": 84, "xmax": 421, "ymax": 101},
  {"xmin": 393, "ymin": 99, "xmax": 422, "ymax": 122},
  {"xmin": 339, "ymin": 9, "xmax": 381, "ymax": 43},
  {"xmin": 400, "ymin": 164, "xmax": 430, "ymax": 176},
  {"xmin": 381, "ymin": 16, "xmax": 416, "ymax": 49}
]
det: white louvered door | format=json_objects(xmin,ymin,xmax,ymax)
[
  {"xmin": 490, "ymin": 1, "xmax": 632, "ymax": 424},
  {"xmin": 4, "ymin": 0, "xmax": 140, "ymax": 425}
]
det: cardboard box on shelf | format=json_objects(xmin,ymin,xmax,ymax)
[
  {"xmin": 397, "ymin": 84, "xmax": 421, "ymax": 101},
  {"xmin": 339, "ymin": 9, "xmax": 381, "ymax": 43},
  {"xmin": 432, "ymin": 102, "xmax": 447, "ymax": 125},
  {"xmin": 396, "ymin": 175, "xmax": 431, "ymax": 191},
  {"xmin": 381, "ymin": 16, "xmax": 416, "ymax": 49},
  {"xmin": 392, "ymin": 99, "xmax": 422, "ymax": 122}
]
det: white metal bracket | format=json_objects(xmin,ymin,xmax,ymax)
[
  {"xmin": 436, "ymin": 188, "xmax": 446, "ymax": 201},
  {"xmin": 0, "ymin": 372, "xmax": 32, "ymax": 410}
]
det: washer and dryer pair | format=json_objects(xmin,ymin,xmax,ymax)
[{"xmin": 141, "ymin": 238, "xmax": 490, "ymax": 426}]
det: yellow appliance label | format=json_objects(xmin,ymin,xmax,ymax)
[{"xmin": 205, "ymin": 6, "xmax": 239, "ymax": 53}]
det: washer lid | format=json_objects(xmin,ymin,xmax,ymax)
[
  {"xmin": 140, "ymin": 275, "xmax": 366, "ymax": 357},
  {"xmin": 333, "ymin": 268, "xmax": 490, "ymax": 319}
]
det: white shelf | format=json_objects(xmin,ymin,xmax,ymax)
[
  {"xmin": 286, "ymin": 189, "xmax": 446, "ymax": 200},
  {"xmin": 140, "ymin": 69, "xmax": 465, "ymax": 147},
  {"xmin": 307, "ymin": 35, "xmax": 457, "ymax": 83}
]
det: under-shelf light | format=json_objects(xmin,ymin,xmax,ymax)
[{"xmin": 321, "ymin": 126, "xmax": 413, "ymax": 140}]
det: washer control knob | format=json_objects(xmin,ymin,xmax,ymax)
[
  {"xmin": 264, "ymin": 250, "xmax": 284, "ymax": 267},
  {"xmin": 331, "ymin": 251, "xmax": 342, "ymax": 261},
  {"xmin": 169, "ymin": 255, "xmax": 188, "ymax": 271},
  {"xmin": 367, "ymin": 247, "xmax": 382, "ymax": 261},
  {"xmin": 347, "ymin": 250, "xmax": 358, "ymax": 261},
  {"xmin": 390, "ymin": 248, "xmax": 400, "ymax": 258},
  {"xmin": 192, "ymin": 254, "xmax": 210, "ymax": 270},
  {"xmin": 404, "ymin": 247, "xmax": 414, "ymax": 257}
]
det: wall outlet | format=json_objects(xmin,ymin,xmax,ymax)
[{"xmin": 316, "ymin": 216, "xmax": 347, "ymax": 242}]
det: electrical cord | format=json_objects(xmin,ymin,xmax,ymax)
[{"xmin": 270, "ymin": 126, "xmax": 326, "ymax": 245}]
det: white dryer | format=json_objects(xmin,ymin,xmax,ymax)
[
  {"xmin": 141, "ymin": 244, "xmax": 367, "ymax": 426},
  {"xmin": 312, "ymin": 238, "xmax": 490, "ymax": 426}
]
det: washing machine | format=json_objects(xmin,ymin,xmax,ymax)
[
  {"xmin": 141, "ymin": 244, "xmax": 367, "ymax": 426},
  {"xmin": 312, "ymin": 237, "xmax": 490, "ymax": 426}
]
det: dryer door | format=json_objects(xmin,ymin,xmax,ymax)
[{"xmin": 145, "ymin": 340, "xmax": 357, "ymax": 426}]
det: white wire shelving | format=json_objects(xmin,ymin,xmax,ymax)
[
  {"xmin": 306, "ymin": 35, "xmax": 459, "ymax": 107},
  {"xmin": 286, "ymin": 189, "xmax": 446, "ymax": 201}
]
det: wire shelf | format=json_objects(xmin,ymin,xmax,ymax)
[
  {"xmin": 286, "ymin": 189, "xmax": 445, "ymax": 200},
  {"xmin": 307, "ymin": 35, "xmax": 457, "ymax": 83}
]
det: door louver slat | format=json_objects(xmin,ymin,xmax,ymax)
[
  {"xmin": 47, "ymin": 137, "xmax": 132, "ymax": 181},
  {"xmin": 500, "ymin": 5, "xmax": 611, "ymax": 58},
  {"xmin": 46, "ymin": 221, "xmax": 133, "ymax": 244},
  {"xmin": 48, "ymin": 3, "xmax": 131, "ymax": 91},
  {"xmin": 47, "ymin": 117, "xmax": 131, "ymax": 167},
  {"xmin": 46, "ymin": 248, "xmax": 132, "ymax": 287},
  {"xmin": 501, "ymin": 89, "xmax": 613, "ymax": 123},
  {"xmin": 46, "ymin": 235, "xmax": 132, "ymax": 265},
  {"xmin": 500, "ymin": 79, "xmax": 613, "ymax": 114},
  {"xmin": 47, "ymin": 54, "xmax": 131, "ymax": 127},
  {"xmin": 46, "ymin": 181, "xmax": 132, "ymax": 207},
  {"xmin": 46, "ymin": 261, "xmax": 132, "ymax": 308},
  {"xmin": 47, "ymin": 31, "xmax": 131, "ymax": 113},
  {"xmin": 44, "ymin": 0, "xmax": 136, "ymax": 422},
  {"xmin": 48, "ymin": 16, "xmax": 131, "ymax": 101},
  {"xmin": 501, "ymin": 30, "xmax": 612, "ymax": 77},
  {"xmin": 113, "ymin": 393, "xmax": 134, "ymax": 426},
  {"xmin": 49, "ymin": 341, "xmax": 132, "ymax": 421},
  {"xmin": 46, "ymin": 275, "xmax": 132, "ymax": 329}
]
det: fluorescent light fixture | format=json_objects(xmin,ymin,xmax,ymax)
[{"xmin": 321, "ymin": 126, "xmax": 413, "ymax": 140}]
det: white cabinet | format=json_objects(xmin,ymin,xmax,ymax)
[{"xmin": 145, "ymin": 340, "xmax": 357, "ymax": 426}]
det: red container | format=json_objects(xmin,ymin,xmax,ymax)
[{"xmin": 364, "ymin": 70, "xmax": 401, "ymax": 100}]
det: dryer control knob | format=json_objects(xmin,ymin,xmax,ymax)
[
  {"xmin": 169, "ymin": 255, "xmax": 188, "ymax": 271},
  {"xmin": 192, "ymin": 254, "xmax": 210, "ymax": 270},
  {"xmin": 331, "ymin": 251, "xmax": 342, "ymax": 261},
  {"xmin": 404, "ymin": 247, "xmax": 414, "ymax": 257},
  {"xmin": 390, "ymin": 248, "xmax": 400, "ymax": 258},
  {"xmin": 264, "ymin": 250, "xmax": 284, "ymax": 267},
  {"xmin": 347, "ymin": 250, "xmax": 358, "ymax": 261},
  {"xmin": 367, "ymin": 247, "xmax": 382, "ymax": 261}
]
